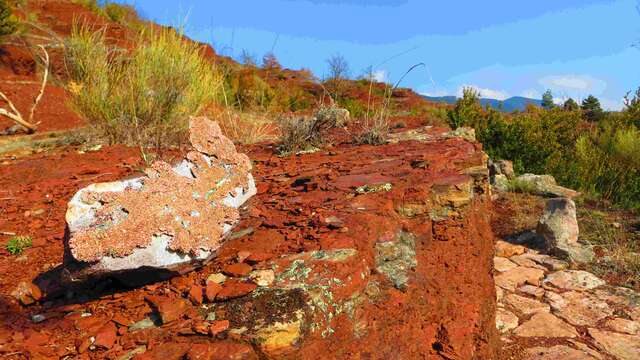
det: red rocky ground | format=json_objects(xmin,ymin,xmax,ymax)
[{"xmin": 0, "ymin": 126, "xmax": 499, "ymax": 359}]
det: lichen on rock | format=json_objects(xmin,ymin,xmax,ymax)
[
  {"xmin": 65, "ymin": 117, "xmax": 256, "ymax": 274},
  {"xmin": 375, "ymin": 231, "xmax": 417, "ymax": 290}
]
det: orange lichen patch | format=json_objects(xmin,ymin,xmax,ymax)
[{"xmin": 68, "ymin": 118, "xmax": 253, "ymax": 262}]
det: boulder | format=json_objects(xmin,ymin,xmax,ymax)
[
  {"xmin": 537, "ymin": 198, "xmax": 593, "ymax": 262},
  {"xmin": 64, "ymin": 117, "xmax": 257, "ymax": 280},
  {"xmin": 515, "ymin": 174, "xmax": 580, "ymax": 198}
]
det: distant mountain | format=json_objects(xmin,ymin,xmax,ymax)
[{"xmin": 422, "ymin": 95, "xmax": 543, "ymax": 112}]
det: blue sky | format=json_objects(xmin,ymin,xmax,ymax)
[{"xmin": 116, "ymin": 0, "xmax": 640, "ymax": 109}]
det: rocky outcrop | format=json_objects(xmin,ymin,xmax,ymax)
[
  {"xmin": 515, "ymin": 173, "xmax": 580, "ymax": 198},
  {"xmin": 495, "ymin": 237, "xmax": 640, "ymax": 360},
  {"xmin": 64, "ymin": 118, "xmax": 256, "ymax": 279},
  {"xmin": 537, "ymin": 198, "xmax": 594, "ymax": 262}
]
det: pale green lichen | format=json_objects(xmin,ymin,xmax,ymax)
[
  {"xmin": 355, "ymin": 183, "xmax": 392, "ymax": 194},
  {"xmin": 375, "ymin": 231, "xmax": 417, "ymax": 290}
]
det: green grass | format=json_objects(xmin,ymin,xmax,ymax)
[{"xmin": 6, "ymin": 235, "xmax": 32, "ymax": 255}]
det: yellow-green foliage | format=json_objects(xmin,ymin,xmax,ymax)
[
  {"xmin": 66, "ymin": 24, "xmax": 220, "ymax": 149},
  {"xmin": 219, "ymin": 64, "xmax": 314, "ymax": 113}
]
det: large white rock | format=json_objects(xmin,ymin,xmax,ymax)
[
  {"xmin": 537, "ymin": 198, "xmax": 593, "ymax": 262},
  {"xmin": 64, "ymin": 118, "xmax": 256, "ymax": 280}
]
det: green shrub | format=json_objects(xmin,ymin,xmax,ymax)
[
  {"xmin": 448, "ymin": 88, "xmax": 639, "ymax": 210},
  {"xmin": 66, "ymin": 24, "xmax": 220, "ymax": 150},
  {"xmin": 6, "ymin": 235, "xmax": 32, "ymax": 255}
]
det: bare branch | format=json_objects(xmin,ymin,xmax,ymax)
[
  {"xmin": 0, "ymin": 45, "xmax": 49, "ymax": 134},
  {"xmin": 28, "ymin": 45, "xmax": 49, "ymax": 125}
]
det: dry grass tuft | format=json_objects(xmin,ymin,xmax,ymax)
[{"xmin": 65, "ymin": 23, "xmax": 220, "ymax": 152}]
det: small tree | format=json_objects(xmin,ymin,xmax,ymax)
[
  {"xmin": 581, "ymin": 95, "xmax": 604, "ymax": 122},
  {"xmin": 447, "ymin": 87, "xmax": 483, "ymax": 129},
  {"xmin": 326, "ymin": 54, "xmax": 350, "ymax": 80},
  {"xmin": 563, "ymin": 98, "xmax": 579, "ymax": 111},
  {"xmin": 0, "ymin": 0, "xmax": 17, "ymax": 38},
  {"xmin": 541, "ymin": 89, "xmax": 555, "ymax": 109},
  {"xmin": 623, "ymin": 88, "xmax": 640, "ymax": 128}
]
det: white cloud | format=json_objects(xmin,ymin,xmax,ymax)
[
  {"xmin": 372, "ymin": 69, "xmax": 387, "ymax": 83},
  {"xmin": 538, "ymin": 74, "xmax": 607, "ymax": 93},
  {"xmin": 457, "ymin": 84, "xmax": 510, "ymax": 100}
]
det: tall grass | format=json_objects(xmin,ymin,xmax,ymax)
[{"xmin": 65, "ymin": 24, "xmax": 220, "ymax": 150}]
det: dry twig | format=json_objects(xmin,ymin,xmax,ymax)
[{"xmin": 0, "ymin": 45, "xmax": 49, "ymax": 133}]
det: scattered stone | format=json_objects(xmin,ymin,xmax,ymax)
[
  {"xmin": 588, "ymin": 328, "xmax": 640, "ymax": 360},
  {"xmin": 520, "ymin": 253, "xmax": 569, "ymax": 271},
  {"xmin": 495, "ymin": 266, "xmax": 545, "ymax": 291},
  {"xmin": 216, "ymin": 280, "xmax": 257, "ymax": 301},
  {"xmin": 205, "ymin": 282, "xmax": 223, "ymax": 302},
  {"xmin": 209, "ymin": 320, "xmax": 230, "ymax": 336},
  {"xmin": 513, "ymin": 312, "xmax": 578, "ymax": 338},
  {"xmin": 207, "ymin": 272, "xmax": 227, "ymax": 284},
  {"xmin": 245, "ymin": 252, "xmax": 274, "ymax": 264},
  {"xmin": 185, "ymin": 342, "xmax": 256, "ymax": 360},
  {"xmin": 495, "ymin": 160, "xmax": 515, "ymax": 179},
  {"xmin": 249, "ymin": 269, "xmax": 275, "ymax": 287},
  {"xmin": 375, "ymin": 231, "xmax": 417, "ymax": 290},
  {"xmin": 495, "ymin": 240, "xmax": 526, "ymax": 258},
  {"xmin": 537, "ymin": 198, "xmax": 593, "ymax": 262},
  {"xmin": 494, "ymin": 257, "xmax": 518, "ymax": 272},
  {"xmin": 509, "ymin": 255, "xmax": 547, "ymax": 271},
  {"xmin": 605, "ymin": 318, "xmax": 640, "ymax": 335},
  {"xmin": 545, "ymin": 291, "xmax": 613, "ymax": 326},
  {"xmin": 496, "ymin": 286, "xmax": 504, "ymax": 302},
  {"xmin": 569, "ymin": 341, "xmax": 604, "ymax": 360},
  {"xmin": 236, "ymin": 250, "xmax": 252, "ymax": 262},
  {"xmin": 516, "ymin": 174, "xmax": 580, "ymax": 198},
  {"xmin": 11, "ymin": 281, "xmax": 42, "ymax": 306},
  {"xmin": 223, "ymin": 263, "xmax": 253, "ymax": 277},
  {"xmin": 252, "ymin": 311, "xmax": 304, "ymax": 356},
  {"xmin": 111, "ymin": 314, "xmax": 132, "ymax": 327},
  {"xmin": 525, "ymin": 345, "xmax": 598, "ymax": 360},
  {"xmin": 146, "ymin": 296, "xmax": 190, "ymax": 324},
  {"xmin": 65, "ymin": 118, "xmax": 257, "ymax": 277},
  {"xmin": 31, "ymin": 314, "xmax": 46, "ymax": 323},
  {"xmin": 496, "ymin": 308, "xmax": 519, "ymax": 333},
  {"xmin": 503, "ymin": 294, "xmax": 550, "ymax": 315},
  {"xmin": 188, "ymin": 285, "xmax": 204, "ymax": 305},
  {"xmin": 128, "ymin": 316, "xmax": 159, "ymax": 331},
  {"xmin": 117, "ymin": 345, "xmax": 146, "ymax": 360},
  {"xmin": 491, "ymin": 174, "xmax": 510, "ymax": 192},
  {"xmin": 94, "ymin": 322, "xmax": 117, "ymax": 349},
  {"xmin": 543, "ymin": 271, "xmax": 605, "ymax": 291},
  {"xmin": 518, "ymin": 285, "xmax": 545, "ymax": 299}
]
